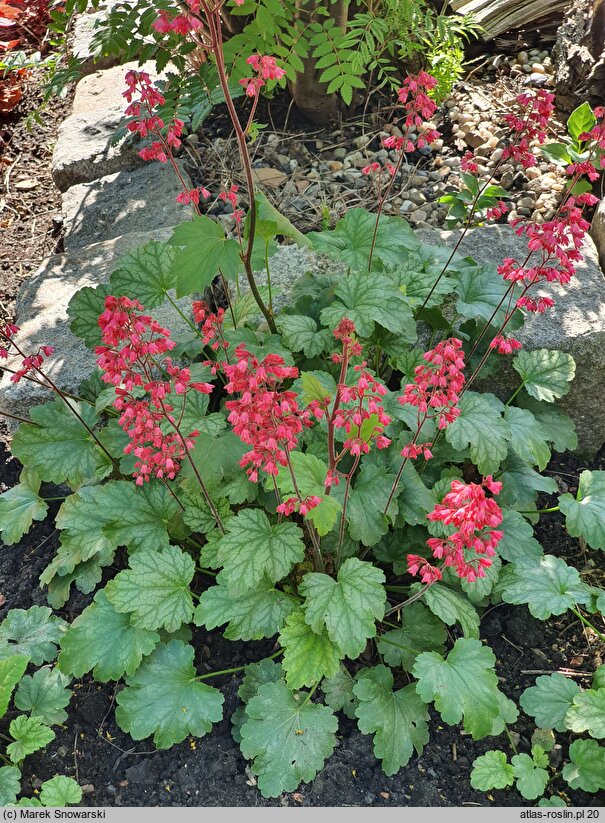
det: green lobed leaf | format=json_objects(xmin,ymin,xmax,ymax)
[
  {"xmin": 376, "ymin": 602, "xmax": 446, "ymax": 672},
  {"xmin": 498, "ymin": 455, "xmax": 558, "ymax": 512},
  {"xmin": 14, "ymin": 669, "xmax": 71, "ymax": 726},
  {"xmin": 559, "ymin": 470, "xmax": 605, "ymax": 551},
  {"xmin": 7, "ymin": 715, "xmax": 55, "ymax": 762},
  {"xmin": 459, "ymin": 556, "xmax": 502, "ymax": 605},
  {"xmin": 565, "ymin": 688, "xmax": 605, "ymax": 739},
  {"xmin": 320, "ymin": 271, "xmax": 415, "ymax": 339},
  {"xmin": 169, "ymin": 216, "xmax": 242, "ymax": 297},
  {"xmin": 504, "ymin": 406, "xmax": 551, "ymax": 471},
  {"xmin": 347, "ymin": 463, "xmax": 399, "ymax": 547},
  {"xmin": 497, "ymin": 510, "xmax": 543, "ymax": 562},
  {"xmin": 455, "ymin": 263, "xmax": 512, "ymax": 325},
  {"xmin": 58, "ymin": 590, "xmax": 160, "ymax": 682},
  {"xmin": 300, "ymin": 558, "xmax": 386, "ymax": 658},
  {"xmin": 195, "ymin": 576, "xmax": 294, "ymax": 641},
  {"xmin": 498, "ymin": 555, "xmax": 592, "ymax": 620},
  {"xmin": 0, "ymin": 606, "xmax": 67, "ymax": 667},
  {"xmin": 39, "ymin": 775, "xmax": 83, "ymax": 807},
  {"xmin": 445, "ymin": 392, "xmax": 509, "ymax": 475},
  {"xmin": 308, "ymin": 207, "xmax": 418, "ymax": 272},
  {"xmin": 567, "ymin": 101, "xmax": 597, "ymax": 143},
  {"xmin": 562, "ymin": 739, "xmax": 605, "ymax": 792},
  {"xmin": 354, "ymin": 665, "xmax": 429, "ymax": 776},
  {"xmin": 470, "ymin": 750, "xmax": 515, "ymax": 791},
  {"xmin": 239, "ymin": 680, "xmax": 338, "ymax": 797},
  {"xmin": 321, "ymin": 666, "xmax": 358, "ymax": 720},
  {"xmin": 105, "ymin": 544, "xmax": 195, "ymax": 632},
  {"xmin": 513, "ymin": 349, "xmax": 575, "ymax": 403},
  {"xmin": 215, "ymin": 509, "xmax": 306, "ymax": 596},
  {"xmin": 512, "ymin": 751, "xmax": 549, "ymax": 800},
  {"xmin": 274, "ymin": 452, "xmax": 341, "ymax": 537},
  {"xmin": 517, "ymin": 396, "xmax": 577, "ymax": 453},
  {"xmin": 11, "ymin": 399, "xmax": 112, "ymax": 487},
  {"xmin": 67, "ymin": 283, "xmax": 112, "ymax": 348},
  {"xmin": 413, "ymin": 637, "xmax": 501, "ymax": 739},
  {"xmin": 253, "ymin": 191, "xmax": 312, "ymax": 248},
  {"xmin": 277, "ymin": 314, "xmax": 333, "ymax": 359},
  {"xmin": 115, "ymin": 640, "xmax": 224, "ymax": 749},
  {"xmin": 0, "ymin": 655, "xmax": 29, "ymax": 718},
  {"xmin": 396, "ymin": 462, "xmax": 437, "ymax": 527},
  {"xmin": 179, "ymin": 484, "xmax": 232, "ymax": 536},
  {"xmin": 279, "ymin": 610, "xmax": 342, "ymax": 689},
  {"xmin": 109, "ymin": 240, "xmax": 176, "ymax": 308},
  {"xmin": 538, "ymin": 797, "xmax": 568, "ymax": 807},
  {"xmin": 0, "ymin": 474, "xmax": 48, "ymax": 546},
  {"xmin": 423, "ymin": 583, "xmax": 480, "ymax": 639},
  {"xmin": 490, "ymin": 691, "xmax": 520, "ymax": 735},
  {"xmin": 593, "ymin": 666, "xmax": 605, "ymax": 690},
  {"xmin": 520, "ymin": 673, "xmax": 580, "ymax": 732},
  {"xmin": 0, "ymin": 765, "xmax": 21, "ymax": 806}
]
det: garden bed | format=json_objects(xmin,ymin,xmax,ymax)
[{"xmin": 1, "ymin": 34, "xmax": 605, "ymax": 811}]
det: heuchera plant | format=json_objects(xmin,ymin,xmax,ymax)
[{"xmin": 1, "ymin": 0, "xmax": 605, "ymax": 803}]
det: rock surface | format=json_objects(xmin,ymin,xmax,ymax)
[
  {"xmin": 0, "ymin": 229, "xmax": 191, "ymax": 427},
  {"xmin": 590, "ymin": 198, "xmax": 605, "ymax": 272},
  {"xmin": 52, "ymin": 107, "xmax": 142, "ymax": 191},
  {"xmin": 61, "ymin": 164, "xmax": 191, "ymax": 251}
]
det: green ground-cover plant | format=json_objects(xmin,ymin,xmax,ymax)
[
  {"xmin": 0, "ymin": 608, "xmax": 82, "ymax": 806},
  {"xmin": 1, "ymin": 1, "xmax": 605, "ymax": 804}
]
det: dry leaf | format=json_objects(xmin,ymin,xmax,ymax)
[
  {"xmin": 252, "ymin": 166, "xmax": 288, "ymax": 187},
  {"xmin": 15, "ymin": 178, "xmax": 38, "ymax": 190}
]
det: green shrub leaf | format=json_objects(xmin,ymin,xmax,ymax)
[
  {"xmin": 277, "ymin": 315, "xmax": 333, "ymax": 358},
  {"xmin": 376, "ymin": 602, "xmax": 446, "ymax": 671},
  {"xmin": 7, "ymin": 716, "xmax": 55, "ymax": 762},
  {"xmin": 562, "ymin": 739, "xmax": 605, "ymax": 792},
  {"xmin": 512, "ymin": 752, "xmax": 549, "ymax": 800},
  {"xmin": 520, "ymin": 673, "xmax": 580, "ymax": 732},
  {"xmin": 115, "ymin": 640, "xmax": 224, "ymax": 749},
  {"xmin": 280, "ymin": 610, "xmax": 341, "ymax": 689},
  {"xmin": 58, "ymin": 590, "xmax": 160, "ymax": 682},
  {"xmin": 0, "ymin": 765, "xmax": 21, "ymax": 805},
  {"xmin": 0, "ymin": 655, "xmax": 29, "ymax": 718},
  {"xmin": 354, "ymin": 665, "xmax": 429, "ymax": 775},
  {"xmin": 105, "ymin": 545, "xmax": 195, "ymax": 632},
  {"xmin": 513, "ymin": 349, "xmax": 575, "ymax": 403},
  {"xmin": 470, "ymin": 750, "xmax": 515, "ymax": 790},
  {"xmin": 497, "ymin": 510, "xmax": 543, "ymax": 562},
  {"xmin": 39, "ymin": 775, "xmax": 83, "ymax": 807},
  {"xmin": 14, "ymin": 669, "xmax": 72, "ymax": 726},
  {"xmin": 320, "ymin": 270, "xmax": 415, "ymax": 338},
  {"xmin": 504, "ymin": 407, "xmax": 551, "ymax": 471},
  {"xmin": 445, "ymin": 392, "xmax": 509, "ymax": 475},
  {"xmin": 109, "ymin": 240, "xmax": 176, "ymax": 308},
  {"xmin": 169, "ymin": 216, "xmax": 242, "ymax": 297},
  {"xmin": 0, "ymin": 473, "xmax": 47, "ymax": 546},
  {"xmin": 321, "ymin": 666, "xmax": 357, "ymax": 719},
  {"xmin": 423, "ymin": 583, "xmax": 480, "ymax": 639},
  {"xmin": 413, "ymin": 638, "xmax": 501, "ymax": 739},
  {"xmin": 559, "ymin": 470, "xmax": 605, "ymax": 551},
  {"xmin": 274, "ymin": 452, "xmax": 341, "ymax": 537},
  {"xmin": 565, "ymin": 688, "xmax": 605, "ymax": 739},
  {"xmin": 0, "ymin": 606, "xmax": 67, "ymax": 666},
  {"xmin": 215, "ymin": 509, "xmax": 305, "ymax": 596},
  {"xmin": 11, "ymin": 399, "xmax": 112, "ymax": 487},
  {"xmin": 195, "ymin": 577, "xmax": 294, "ymax": 641},
  {"xmin": 300, "ymin": 558, "xmax": 386, "ymax": 658},
  {"xmin": 240, "ymin": 680, "xmax": 338, "ymax": 797},
  {"xmin": 499, "ymin": 555, "xmax": 592, "ymax": 619},
  {"xmin": 308, "ymin": 207, "xmax": 417, "ymax": 271}
]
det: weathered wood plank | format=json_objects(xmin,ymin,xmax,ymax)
[{"xmin": 450, "ymin": 0, "xmax": 572, "ymax": 39}]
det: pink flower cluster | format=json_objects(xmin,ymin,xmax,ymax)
[
  {"xmin": 329, "ymin": 319, "xmax": 391, "ymax": 460},
  {"xmin": 489, "ymin": 335, "xmax": 522, "ymax": 355},
  {"xmin": 407, "ymin": 475, "xmax": 503, "ymax": 584},
  {"xmin": 123, "ymin": 70, "xmax": 211, "ymax": 205},
  {"xmin": 192, "ymin": 301, "xmax": 229, "ymax": 354},
  {"xmin": 223, "ymin": 345, "xmax": 323, "ymax": 482},
  {"xmin": 277, "ymin": 494, "xmax": 323, "ymax": 517},
  {"xmin": 399, "ymin": 338, "xmax": 466, "ymax": 435},
  {"xmin": 239, "ymin": 54, "xmax": 286, "ymax": 98},
  {"xmin": 96, "ymin": 296, "xmax": 213, "ymax": 485},
  {"xmin": 502, "ymin": 89, "xmax": 555, "ymax": 168},
  {"xmin": 0, "ymin": 323, "xmax": 55, "ymax": 384},
  {"xmin": 383, "ymin": 71, "xmax": 439, "ymax": 154}
]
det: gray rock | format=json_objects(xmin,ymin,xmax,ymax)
[
  {"xmin": 418, "ymin": 225, "xmax": 605, "ymax": 455},
  {"xmin": 52, "ymin": 107, "xmax": 143, "ymax": 191},
  {"xmin": 0, "ymin": 229, "xmax": 192, "ymax": 427},
  {"xmin": 62, "ymin": 164, "xmax": 192, "ymax": 251},
  {"xmin": 590, "ymin": 198, "xmax": 605, "ymax": 271},
  {"xmin": 72, "ymin": 60, "xmax": 161, "ymax": 115},
  {"xmin": 71, "ymin": 10, "xmax": 119, "ymax": 75}
]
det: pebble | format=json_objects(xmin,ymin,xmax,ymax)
[
  {"xmin": 333, "ymin": 147, "xmax": 347, "ymax": 160},
  {"xmin": 328, "ymin": 161, "xmax": 343, "ymax": 171},
  {"xmin": 531, "ymin": 63, "xmax": 545, "ymax": 74},
  {"xmin": 399, "ymin": 200, "xmax": 414, "ymax": 212},
  {"xmin": 408, "ymin": 189, "xmax": 427, "ymax": 205},
  {"xmin": 516, "ymin": 51, "xmax": 529, "ymax": 64},
  {"xmin": 522, "ymin": 64, "xmax": 532, "ymax": 74},
  {"xmin": 529, "ymin": 73, "xmax": 549, "ymax": 86}
]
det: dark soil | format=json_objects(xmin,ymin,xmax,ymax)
[
  {"xmin": 1, "ymin": 48, "xmax": 605, "ymax": 812},
  {"xmin": 0, "ymin": 70, "xmax": 73, "ymax": 331}
]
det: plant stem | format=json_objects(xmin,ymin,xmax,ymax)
[
  {"xmin": 517, "ymin": 506, "xmax": 560, "ymax": 515},
  {"xmin": 300, "ymin": 680, "xmax": 319, "ymax": 707},
  {"xmin": 195, "ymin": 566, "xmax": 218, "ymax": 578},
  {"xmin": 193, "ymin": 648, "xmax": 283, "ymax": 681},
  {"xmin": 505, "ymin": 383, "xmax": 524, "ymax": 406},
  {"xmin": 335, "ymin": 454, "xmax": 359, "ymax": 570},
  {"xmin": 504, "ymin": 726, "xmax": 518, "ymax": 756},
  {"xmin": 571, "ymin": 607, "xmax": 605, "ymax": 643},
  {"xmin": 384, "ymin": 581, "xmax": 435, "ymax": 617}
]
